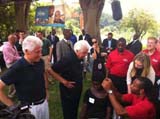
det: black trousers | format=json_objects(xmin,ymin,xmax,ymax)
[
  {"xmin": 60, "ymin": 83, "xmax": 82, "ymax": 119},
  {"xmin": 108, "ymin": 74, "xmax": 127, "ymax": 94}
]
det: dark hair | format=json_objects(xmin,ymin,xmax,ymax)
[
  {"xmin": 137, "ymin": 77, "xmax": 156, "ymax": 104},
  {"xmin": 92, "ymin": 71, "xmax": 105, "ymax": 83},
  {"xmin": 108, "ymin": 32, "xmax": 113, "ymax": 36},
  {"xmin": 118, "ymin": 37, "xmax": 126, "ymax": 45},
  {"xmin": 37, "ymin": 31, "xmax": 43, "ymax": 34}
]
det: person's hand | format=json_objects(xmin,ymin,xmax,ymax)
[
  {"xmin": 109, "ymin": 47, "xmax": 113, "ymax": 50},
  {"xmin": 102, "ymin": 78, "xmax": 113, "ymax": 91},
  {"xmin": 63, "ymin": 80, "xmax": 76, "ymax": 88},
  {"xmin": 47, "ymin": 55, "xmax": 51, "ymax": 62},
  {"xmin": 46, "ymin": 89, "xmax": 49, "ymax": 101},
  {"xmin": 101, "ymin": 52, "xmax": 107, "ymax": 57}
]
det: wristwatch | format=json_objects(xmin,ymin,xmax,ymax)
[{"xmin": 107, "ymin": 90, "xmax": 113, "ymax": 94}]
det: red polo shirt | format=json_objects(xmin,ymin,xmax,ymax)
[
  {"xmin": 123, "ymin": 94, "xmax": 156, "ymax": 119},
  {"xmin": 106, "ymin": 49, "xmax": 134, "ymax": 77},
  {"xmin": 143, "ymin": 49, "xmax": 160, "ymax": 77}
]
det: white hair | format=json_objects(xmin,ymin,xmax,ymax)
[
  {"xmin": 74, "ymin": 40, "xmax": 90, "ymax": 52},
  {"xmin": 22, "ymin": 36, "xmax": 43, "ymax": 52}
]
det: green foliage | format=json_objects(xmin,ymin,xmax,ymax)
[
  {"xmin": 0, "ymin": 68, "xmax": 92, "ymax": 119},
  {"xmin": 0, "ymin": 3, "xmax": 16, "ymax": 40},
  {"xmin": 65, "ymin": 18, "xmax": 81, "ymax": 35},
  {"xmin": 120, "ymin": 8, "xmax": 158, "ymax": 39},
  {"xmin": 49, "ymin": 76, "xmax": 91, "ymax": 119},
  {"xmin": 100, "ymin": 12, "xmax": 120, "ymax": 28}
]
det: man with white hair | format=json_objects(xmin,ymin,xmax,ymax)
[
  {"xmin": 48, "ymin": 40, "xmax": 90, "ymax": 119},
  {"xmin": 0, "ymin": 36, "xmax": 49, "ymax": 119}
]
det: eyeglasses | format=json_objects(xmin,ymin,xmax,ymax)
[{"xmin": 92, "ymin": 41, "xmax": 97, "ymax": 44}]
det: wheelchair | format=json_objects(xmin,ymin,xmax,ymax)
[{"xmin": 0, "ymin": 102, "xmax": 35, "ymax": 119}]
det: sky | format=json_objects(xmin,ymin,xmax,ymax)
[{"xmin": 39, "ymin": 0, "xmax": 160, "ymax": 21}]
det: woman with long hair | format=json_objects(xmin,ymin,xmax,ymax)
[{"xmin": 126, "ymin": 52, "xmax": 155, "ymax": 93}]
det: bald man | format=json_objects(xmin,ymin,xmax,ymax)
[
  {"xmin": 2, "ymin": 34, "xmax": 21, "ymax": 98},
  {"xmin": 2, "ymin": 34, "xmax": 21, "ymax": 68}
]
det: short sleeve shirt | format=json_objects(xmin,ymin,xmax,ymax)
[
  {"xmin": 83, "ymin": 89, "xmax": 111, "ymax": 118},
  {"xmin": 123, "ymin": 94, "xmax": 156, "ymax": 119},
  {"xmin": 42, "ymin": 38, "xmax": 52, "ymax": 56},
  {"xmin": 0, "ymin": 57, "xmax": 46, "ymax": 103}
]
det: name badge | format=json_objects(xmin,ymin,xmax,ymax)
[{"xmin": 89, "ymin": 97, "xmax": 95, "ymax": 104}]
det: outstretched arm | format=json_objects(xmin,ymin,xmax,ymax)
[{"xmin": 102, "ymin": 78, "xmax": 128, "ymax": 116}]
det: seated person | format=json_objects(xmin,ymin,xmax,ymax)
[
  {"xmin": 102, "ymin": 77, "xmax": 156, "ymax": 119},
  {"xmin": 80, "ymin": 71, "xmax": 111, "ymax": 119}
]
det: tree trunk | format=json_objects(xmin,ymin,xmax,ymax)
[
  {"xmin": 79, "ymin": 0, "xmax": 105, "ymax": 43},
  {"xmin": 14, "ymin": 0, "xmax": 31, "ymax": 31}
]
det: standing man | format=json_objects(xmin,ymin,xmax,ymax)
[
  {"xmin": 56, "ymin": 29, "xmax": 73, "ymax": 61},
  {"xmin": 126, "ymin": 34, "xmax": 142, "ymax": 55},
  {"xmin": 36, "ymin": 31, "xmax": 52, "ymax": 84},
  {"xmin": 2, "ymin": 34, "xmax": 21, "ymax": 68},
  {"xmin": 79, "ymin": 29, "xmax": 92, "ymax": 46},
  {"xmin": 102, "ymin": 32, "xmax": 117, "ymax": 54},
  {"xmin": 143, "ymin": 37, "xmax": 160, "ymax": 81},
  {"xmin": 143, "ymin": 37, "xmax": 160, "ymax": 119},
  {"xmin": 15, "ymin": 30, "xmax": 26, "ymax": 56},
  {"xmin": 48, "ymin": 40, "xmax": 90, "ymax": 119},
  {"xmin": 47, "ymin": 29, "xmax": 59, "ymax": 64},
  {"xmin": 0, "ymin": 36, "xmax": 49, "ymax": 119},
  {"xmin": 70, "ymin": 29, "xmax": 77, "ymax": 45},
  {"xmin": 102, "ymin": 77, "xmax": 156, "ymax": 119},
  {"xmin": 106, "ymin": 38, "xmax": 134, "ymax": 94},
  {"xmin": 2, "ymin": 34, "xmax": 21, "ymax": 98}
]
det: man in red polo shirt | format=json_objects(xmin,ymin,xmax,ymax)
[
  {"xmin": 143, "ymin": 37, "xmax": 160, "ymax": 119},
  {"xmin": 143, "ymin": 37, "xmax": 160, "ymax": 80},
  {"xmin": 106, "ymin": 37, "xmax": 134, "ymax": 94},
  {"xmin": 102, "ymin": 77, "xmax": 156, "ymax": 119}
]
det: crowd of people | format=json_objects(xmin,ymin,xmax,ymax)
[{"xmin": 0, "ymin": 29, "xmax": 160, "ymax": 119}]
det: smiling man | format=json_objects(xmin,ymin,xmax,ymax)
[{"xmin": 0, "ymin": 36, "xmax": 49, "ymax": 119}]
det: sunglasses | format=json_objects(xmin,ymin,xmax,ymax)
[{"xmin": 92, "ymin": 41, "xmax": 97, "ymax": 44}]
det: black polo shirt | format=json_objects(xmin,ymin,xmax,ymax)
[
  {"xmin": 52, "ymin": 51, "xmax": 83, "ymax": 84},
  {"xmin": 0, "ymin": 57, "xmax": 46, "ymax": 103}
]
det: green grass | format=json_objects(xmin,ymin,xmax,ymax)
[
  {"xmin": 49, "ymin": 73, "xmax": 92, "ymax": 119},
  {"xmin": 0, "ymin": 68, "xmax": 92, "ymax": 119}
]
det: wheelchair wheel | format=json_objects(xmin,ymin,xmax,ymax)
[{"xmin": 17, "ymin": 113, "xmax": 35, "ymax": 119}]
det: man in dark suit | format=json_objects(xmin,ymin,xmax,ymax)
[
  {"xmin": 79, "ymin": 29, "xmax": 92, "ymax": 46},
  {"xmin": 102, "ymin": 32, "xmax": 117, "ymax": 53},
  {"xmin": 47, "ymin": 29, "xmax": 59, "ymax": 64},
  {"xmin": 126, "ymin": 34, "xmax": 142, "ymax": 55}
]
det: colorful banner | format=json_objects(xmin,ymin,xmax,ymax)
[{"xmin": 35, "ymin": 5, "xmax": 65, "ymax": 27}]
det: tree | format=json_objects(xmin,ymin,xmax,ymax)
[
  {"xmin": 14, "ymin": 0, "xmax": 32, "ymax": 31},
  {"xmin": 79, "ymin": 0, "xmax": 105, "ymax": 42},
  {"xmin": 0, "ymin": 0, "xmax": 33, "ymax": 38},
  {"xmin": 120, "ymin": 8, "xmax": 158, "ymax": 39},
  {"xmin": 0, "ymin": 3, "xmax": 15, "ymax": 40}
]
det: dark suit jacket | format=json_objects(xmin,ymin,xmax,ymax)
[
  {"xmin": 126, "ymin": 40, "xmax": 142, "ymax": 55},
  {"xmin": 47, "ymin": 34, "xmax": 59, "ymax": 63},
  {"xmin": 102, "ymin": 38, "xmax": 117, "ymax": 51},
  {"xmin": 79, "ymin": 34, "xmax": 92, "ymax": 46}
]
